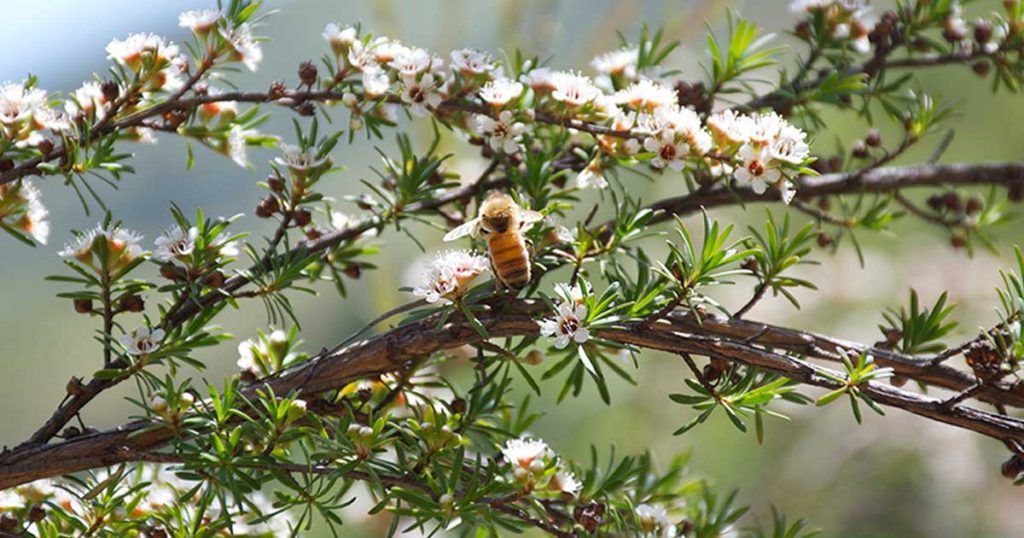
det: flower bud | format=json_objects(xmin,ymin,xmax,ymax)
[
  {"xmin": 38, "ymin": 139, "xmax": 54, "ymax": 155},
  {"xmin": 179, "ymin": 392, "xmax": 195, "ymax": 409},
  {"xmin": 286, "ymin": 399, "xmax": 308, "ymax": 423},
  {"xmin": 298, "ymin": 61, "xmax": 318, "ymax": 86},
  {"xmin": 950, "ymin": 232, "xmax": 967, "ymax": 249},
  {"xmin": 342, "ymin": 264, "xmax": 362, "ymax": 279},
  {"xmin": 865, "ymin": 129, "xmax": 882, "ymax": 147},
  {"xmin": 28, "ymin": 504, "xmax": 46, "ymax": 523},
  {"xmin": 350, "ymin": 116, "xmax": 363, "ymax": 131},
  {"xmin": 268, "ymin": 81, "xmax": 287, "ymax": 99},
  {"xmin": 851, "ymin": 140, "xmax": 869, "ymax": 159},
  {"xmin": 151, "ymin": 394, "xmax": 168, "ymax": 414},
  {"xmin": 120, "ymin": 294, "xmax": 145, "ymax": 312},
  {"xmin": 66, "ymin": 376, "xmax": 85, "ymax": 396},
  {"xmin": 203, "ymin": 270, "xmax": 226, "ymax": 288},
  {"xmin": 293, "ymin": 209, "xmax": 312, "ymax": 227},
  {"xmin": 342, "ymin": 92, "xmax": 358, "ymax": 107},
  {"xmin": 0, "ymin": 513, "xmax": 18, "ymax": 531},
  {"xmin": 1003, "ymin": 455, "xmax": 1024, "ymax": 478},
  {"xmin": 297, "ymin": 102, "xmax": 315, "ymax": 116},
  {"xmin": 975, "ymin": 20, "xmax": 995, "ymax": 43},
  {"xmin": 973, "ymin": 61, "xmax": 991, "ymax": 77},
  {"xmin": 100, "ymin": 80, "xmax": 120, "ymax": 103},
  {"xmin": 267, "ymin": 175, "xmax": 285, "ymax": 193},
  {"xmin": 966, "ymin": 195, "xmax": 984, "ymax": 215},
  {"xmin": 523, "ymin": 349, "xmax": 544, "ymax": 365},
  {"xmin": 817, "ymin": 232, "xmax": 833, "ymax": 248}
]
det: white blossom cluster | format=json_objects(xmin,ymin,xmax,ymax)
[
  {"xmin": 501, "ymin": 437, "xmax": 582, "ymax": 496},
  {"xmin": 411, "ymin": 250, "xmax": 490, "ymax": 304},
  {"xmin": 707, "ymin": 109, "xmax": 810, "ymax": 202},
  {"xmin": 317, "ymin": 26, "xmax": 813, "ymax": 198},
  {"xmin": 0, "ymin": 81, "xmax": 68, "ymax": 149},
  {"xmin": 789, "ymin": 0, "xmax": 875, "ymax": 53},
  {"xmin": 0, "ymin": 467, "xmax": 293, "ymax": 536},
  {"xmin": 635, "ymin": 503, "xmax": 679, "ymax": 537},
  {"xmin": 236, "ymin": 328, "xmax": 292, "ymax": 378},
  {"xmin": 0, "ymin": 180, "xmax": 49, "ymax": 244},
  {"xmin": 58, "ymin": 222, "xmax": 144, "ymax": 271},
  {"xmin": 152, "ymin": 224, "xmax": 238, "ymax": 266}
]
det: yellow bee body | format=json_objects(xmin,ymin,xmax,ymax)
[{"xmin": 443, "ymin": 192, "xmax": 544, "ymax": 289}]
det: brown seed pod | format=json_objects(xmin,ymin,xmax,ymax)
[
  {"xmin": 73, "ymin": 298, "xmax": 93, "ymax": 314},
  {"xmin": 298, "ymin": 61, "xmax": 318, "ymax": 86}
]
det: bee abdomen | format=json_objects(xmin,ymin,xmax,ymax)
[{"xmin": 488, "ymin": 233, "xmax": 531, "ymax": 288}]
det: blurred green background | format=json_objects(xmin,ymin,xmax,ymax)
[{"xmin": 2, "ymin": 0, "xmax": 1023, "ymax": 536}]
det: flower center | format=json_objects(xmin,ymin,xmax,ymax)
[
  {"xmin": 747, "ymin": 160, "xmax": 765, "ymax": 177},
  {"xmin": 659, "ymin": 143, "xmax": 677, "ymax": 161},
  {"xmin": 559, "ymin": 316, "xmax": 579, "ymax": 335}
]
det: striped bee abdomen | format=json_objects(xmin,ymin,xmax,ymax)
[{"xmin": 487, "ymin": 231, "xmax": 531, "ymax": 288}]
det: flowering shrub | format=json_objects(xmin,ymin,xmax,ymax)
[{"xmin": 3, "ymin": 1, "xmax": 1024, "ymax": 536}]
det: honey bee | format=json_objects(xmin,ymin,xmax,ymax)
[{"xmin": 443, "ymin": 192, "xmax": 544, "ymax": 289}]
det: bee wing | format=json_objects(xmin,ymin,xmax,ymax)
[
  {"xmin": 443, "ymin": 218, "xmax": 482, "ymax": 241},
  {"xmin": 518, "ymin": 209, "xmax": 545, "ymax": 229}
]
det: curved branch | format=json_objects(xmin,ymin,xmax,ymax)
[{"xmin": 3, "ymin": 300, "xmax": 1023, "ymax": 490}]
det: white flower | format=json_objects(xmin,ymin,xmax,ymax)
[
  {"xmin": 450, "ymin": 48, "xmax": 495, "ymax": 76},
  {"xmin": 59, "ymin": 223, "xmax": 144, "ymax": 265},
  {"xmin": 212, "ymin": 232, "xmax": 239, "ymax": 258},
  {"xmin": 412, "ymin": 250, "xmax": 489, "ymax": 304},
  {"xmin": 643, "ymin": 129, "xmax": 689, "ymax": 171},
  {"xmin": 478, "ymin": 77, "xmax": 524, "ymax": 107},
  {"xmin": 153, "ymin": 225, "xmax": 199, "ymax": 263},
  {"xmin": 636, "ymin": 504, "xmax": 676, "ymax": 538},
  {"xmin": 105, "ymin": 33, "xmax": 178, "ymax": 71},
  {"xmin": 0, "ymin": 180, "xmax": 49, "ymax": 245},
  {"xmin": 474, "ymin": 110, "xmax": 528, "ymax": 154},
  {"xmin": 388, "ymin": 46, "xmax": 432, "ymax": 79},
  {"xmin": 0, "ymin": 488, "xmax": 23, "ymax": 510},
  {"xmin": 0, "ymin": 82, "xmax": 46, "ymax": 125},
  {"xmin": 227, "ymin": 125, "xmax": 253, "ymax": 167},
  {"xmin": 550, "ymin": 467, "xmax": 582, "ymax": 496},
  {"xmin": 501, "ymin": 438, "xmax": 552, "ymax": 470},
  {"xmin": 371, "ymin": 38, "xmax": 408, "ymax": 64},
  {"xmin": 322, "ymin": 23, "xmax": 357, "ymax": 54},
  {"xmin": 347, "ymin": 40, "xmax": 379, "ymax": 72},
  {"xmin": 540, "ymin": 301, "xmax": 590, "ymax": 349},
  {"xmin": 734, "ymin": 143, "xmax": 782, "ymax": 195},
  {"xmin": 520, "ymin": 67, "xmax": 558, "ymax": 92},
  {"xmin": 591, "ymin": 47, "xmax": 639, "ymax": 78},
  {"xmin": 220, "ymin": 24, "xmax": 262, "ymax": 72},
  {"xmin": 120, "ymin": 326, "xmax": 166, "ymax": 356},
  {"xmin": 237, "ymin": 338, "xmax": 270, "ymax": 376},
  {"xmin": 770, "ymin": 125, "xmax": 810, "ymax": 165},
  {"xmin": 747, "ymin": 111, "xmax": 786, "ymax": 146},
  {"xmin": 178, "ymin": 9, "xmax": 220, "ymax": 34},
  {"xmin": 551, "ymin": 72, "xmax": 601, "ymax": 107},
  {"xmin": 359, "ymin": 68, "xmax": 391, "ymax": 98},
  {"xmin": 645, "ymin": 105, "xmax": 711, "ymax": 155},
  {"xmin": 65, "ymin": 81, "xmax": 108, "ymax": 121},
  {"xmin": 615, "ymin": 79, "xmax": 677, "ymax": 111},
  {"xmin": 707, "ymin": 109, "xmax": 752, "ymax": 146},
  {"xmin": 576, "ymin": 161, "xmax": 608, "ymax": 190},
  {"xmin": 58, "ymin": 227, "xmax": 101, "ymax": 262},
  {"xmin": 400, "ymin": 73, "xmax": 444, "ymax": 117},
  {"xmin": 275, "ymin": 143, "xmax": 328, "ymax": 172}
]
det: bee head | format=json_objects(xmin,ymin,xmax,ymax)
[{"xmin": 480, "ymin": 191, "xmax": 516, "ymax": 233}]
